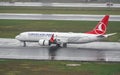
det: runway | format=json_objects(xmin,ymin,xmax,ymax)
[
  {"xmin": 0, "ymin": 2, "xmax": 120, "ymax": 8},
  {"xmin": 0, "ymin": 13, "xmax": 120, "ymax": 21},
  {"xmin": 0, "ymin": 38, "xmax": 120, "ymax": 62}
]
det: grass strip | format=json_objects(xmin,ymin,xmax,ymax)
[
  {"xmin": 0, "ymin": 6, "xmax": 120, "ymax": 15},
  {"xmin": 0, "ymin": 60, "xmax": 120, "ymax": 75}
]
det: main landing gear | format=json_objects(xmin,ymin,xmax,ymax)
[
  {"xmin": 23, "ymin": 41, "xmax": 26, "ymax": 47},
  {"xmin": 63, "ymin": 43, "xmax": 67, "ymax": 48}
]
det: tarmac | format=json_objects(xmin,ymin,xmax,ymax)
[
  {"xmin": 0, "ymin": 13, "xmax": 120, "ymax": 21},
  {"xmin": 0, "ymin": 38, "xmax": 120, "ymax": 62},
  {"xmin": 0, "ymin": 2, "xmax": 120, "ymax": 8}
]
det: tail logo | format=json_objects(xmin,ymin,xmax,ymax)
[
  {"xmin": 86, "ymin": 15, "xmax": 109, "ymax": 35},
  {"xmin": 95, "ymin": 22, "xmax": 106, "ymax": 34}
]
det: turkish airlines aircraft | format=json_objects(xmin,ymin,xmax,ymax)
[{"xmin": 15, "ymin": 15, "xmax": 116, "ymax": 47}]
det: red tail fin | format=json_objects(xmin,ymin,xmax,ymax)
[
  {"xmin": 50, "ymin": 34, "xmax": 54, "ymax": 42},
  {"xmin": 86, "ymin": 15, "xmax": 109, "ymax": 35}
]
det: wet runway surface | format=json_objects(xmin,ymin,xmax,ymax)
[
  {"xmin": 0, "ymin": 46, "xmax": 120, "ymax": 62},
  {"xmin": 0, "ymin": 38, "xmax": 120, "ymax": 62},
  {"xmin": 0, "ymin": 47, "xmax": 49, "ymax": 60}
]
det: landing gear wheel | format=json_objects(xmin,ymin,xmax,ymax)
[
  {"xmin": 56, "ymin": 44, "xmax": 61, "ymax": 48},
  {"xmin": 23, "ymin": 41, "xmax": 26, "ymax": 47},
  {"xmin": 63, "ymin": 43, "xmax": 67, "ymax": 48}
]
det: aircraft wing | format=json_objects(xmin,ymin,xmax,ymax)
[{"xmin": 50, "ymin": 34, "xmax": 68, "ymax": 44}]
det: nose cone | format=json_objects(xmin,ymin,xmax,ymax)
[{"xmin": 15, "ymin": 35, "xmax": 20, "ymax": 40}]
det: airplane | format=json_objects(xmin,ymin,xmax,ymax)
[{"xmin": 15, "ymin": 15, "xmax": 116, "ymax": 47}]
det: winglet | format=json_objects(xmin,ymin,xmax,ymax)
[
  {"xmin": 86, "ymin": 15, "xmax": 109, "ymax": 35},
  {"xmin": 50, "ymin": 34, "xmax": 54, "ymax": 42}
]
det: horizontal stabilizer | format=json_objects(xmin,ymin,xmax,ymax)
[{"xmin": 104, "ymin": 33, "xmax": 117, "ymax": 38}]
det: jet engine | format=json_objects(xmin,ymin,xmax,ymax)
[{"xmin": 39, "ymin": 39, "xmax": 50, "ymax": 46}]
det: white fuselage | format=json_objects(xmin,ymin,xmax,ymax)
[{"xmin": 15, "ymin": 31, "xmax": 102, "ymax": 44}]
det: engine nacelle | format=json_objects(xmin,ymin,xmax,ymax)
[{"xmin": 39, "ymin": 39, "xmax": 50, "ymax": 46}]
